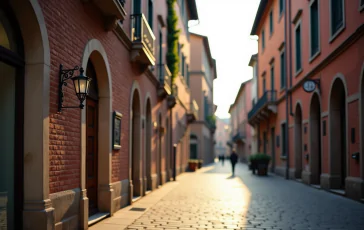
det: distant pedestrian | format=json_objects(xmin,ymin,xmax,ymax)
[
  {"xmin": 221, "ymin": 154, "xmax": 225, "ymax": 166},
  {"xmin": 230, "ymin": 149, "xmax": 238, "ymax": 176}
]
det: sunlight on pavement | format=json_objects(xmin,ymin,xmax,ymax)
[{"xmin": 125, "ymin": 165, "xmax": 252, "ymax": 229}]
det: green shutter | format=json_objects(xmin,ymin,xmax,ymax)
[
  {"xmin": 295, "ymin": 25, "xmax": 301, "ymax": 71},
  {"xmin": 269, "ymin": 12, "xmax": 272, "ymax": 32},
  {"xmin": 310, "ymin": 0, "xmax": 319, "ymax": 56},
  {"xmin": 280, "ymin": 51, "xmax": 285, "ymax": 89}
]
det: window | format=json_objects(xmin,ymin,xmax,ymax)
[
  {"xmin": 269, "ymin": 11, "xmax": 273, "ymax": 35},
  {"xmin": 158, "ymin": 29, "xmax": 163, "ymax": 64},
  {"xmin": 280, "ymin": 51, "xmax": 286, "ymax": 89},
  {"xmin": 133, "ymin": 0, "xmax": 141, "ymax": 14},
  {"xmin": 362, "ymin": 0, "xmax": 364, "ymax": 6},
  {"xmin": 181, "ymin": 55, "xmax": 185, "ymax": 77},
  {"xmin": 310, "ymin": 0, "xmax": 319, "ymax": 57},
  {"xmin": 270, "ymin": 63, "xmax": 274, "ymax": 91},
  {"xmin": 330, "ymin": 0, "xmax": 344, "ymax": 37},
  {"xmin": 295, "ymin": 23, "xmax": 302, "ymax": 72},
  {"xmin": 148, "ymin": 0, "xmax": 154, "ymax": 30},
  {"xmin": 281, "ymin": 123, "xmax": 287, "ymax": 156},
  {"xmin": 186, "ymin": 64, "xmax": 190, "ymax": 86},
  {"xmin": 279, "ymin": 0, "xmax": 284, "ymax": 15},
  {"xmin": 261, "ymin": 29, "xmax": 265, "ymax": 51}
]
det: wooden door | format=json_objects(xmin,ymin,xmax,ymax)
[{"xmin": 86, "ymin": 98, "xmax": 98, "ymax": 216}]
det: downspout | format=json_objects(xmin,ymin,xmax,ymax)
[{"xmin": 285, "ymin": 0, "xmax": 292, "ymax": 180}]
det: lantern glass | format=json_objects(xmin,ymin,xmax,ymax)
[{"xmin": 72, "ymin": 74, "xmax": 91, "ymax": 102}]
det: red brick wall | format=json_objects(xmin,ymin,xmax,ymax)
[{"xmin": 41, "ymin": 0, "xmax": 136, "ymax": 193}]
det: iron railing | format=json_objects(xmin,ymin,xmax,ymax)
[
  {"xmin": 130, "ymin": 14, "xmax": 155, "ymax": 56},
  {"xmin": 118, "ymin": 0, "xmax": 125, "ymax": 7},
  {"xmin": 248, "ymin": 90, "xmax": 277, "ymax": 120}
]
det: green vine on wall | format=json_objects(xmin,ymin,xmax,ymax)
[{"xmin": 166, "ymin": 0, "xmax": 180, "ymax": 86}]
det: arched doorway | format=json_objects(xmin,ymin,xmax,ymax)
[
  {"xmin": 0, "ymin": 3, "xmax": 24, "ymax": 229},
  {"xmin": 310, "ymin": 93, "xmax": 322, "ymax": 185},
  {"xmin": 85, "ymin": 60, "xmax": 99, "ymax": 216},
  {"xmin": 158, "ymin": 113, "xmax": 163, "ymax": 186},
  {"xmin": 131, "ymin": 90, "xmax": 142, "ymax": 198},
  {"xmin": 294, "ymin": 104, "xmax": 303, "ymax": 179},
  {"xmin": 145, "ymin": 99, "xmax": 152, "ymax": 191},
  {"xmin": 81, "ymin": 40, "xmax": 113, "ymax": 220},
  {"xmin": 329, "ymin": 78, "xmax": 347, "ymax": 189}
]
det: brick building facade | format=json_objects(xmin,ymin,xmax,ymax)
[
  {"xmin": 248, "ymin": 0, "xmax": 364, "ymax": 201},
  {"xmin": 0, "ymin": 0, "xmax": 200, "ymax": 229}
]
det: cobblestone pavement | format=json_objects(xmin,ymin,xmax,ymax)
[{"xmin": 102, "ymin": 163, "xmax": 364, "ymax": 230}]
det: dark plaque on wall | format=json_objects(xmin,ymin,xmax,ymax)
[
  {"xmin": 276, "ymin": 135, "xmax": 280, "ymax": 147},
  {"xmin": 112, "ymin": 111, "xmax": 123, "ymax": 150}
]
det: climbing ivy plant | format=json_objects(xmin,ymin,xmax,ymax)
[{"xmin": 166, "ymin": 0, "xmax": 180, "ymax": 86}]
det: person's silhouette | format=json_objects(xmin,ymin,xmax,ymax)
[{"xmin": 230, "ymin": 149, "xmax": 238, "ymax": 176}]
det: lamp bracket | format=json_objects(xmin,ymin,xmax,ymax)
[{"xmin": 58, "ymin": 64, "xmax": 82, "ymax": 112}]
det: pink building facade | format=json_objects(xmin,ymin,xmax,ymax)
[{"xmin": 229, "ymin": 80, "xmax": 253, "ymax": 162}]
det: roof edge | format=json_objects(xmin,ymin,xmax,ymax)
[{"xmin": 250, "ymin": 0, "xmax": 268, "ymax": 35}]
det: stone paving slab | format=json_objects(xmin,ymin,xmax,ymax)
[{"xmin": 91, "ymin": 163, "xmax": 364, "ymax": 230}]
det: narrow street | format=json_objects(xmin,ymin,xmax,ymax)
[{"xmin": 90, "ymin": 163, "xmax": 364, "ymax": 230}]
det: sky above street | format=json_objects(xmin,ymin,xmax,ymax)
[{"xmin": 189, "ymin": 0, "xmax": 260, "ymax": 119}]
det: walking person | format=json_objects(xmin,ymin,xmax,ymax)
[
  {"xmin": 230, "ymin": 149, "xmax": 238, "ymax": 176},
  {"xmin": 221, "ymin": 154, "xmax": 225, "ymax": 166}
]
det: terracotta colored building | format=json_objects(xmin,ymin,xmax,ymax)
[
  {"xmin": 0, "ymin": 0, "xmax": 200, "ymax": 229},
  {"xmin": 229, "ymin": 80, "xmax": 253, "ymax": 162},
  {"xmin": 248, "ymin": 0, "xmax": 364, "ymax": 201},
  {"xmin": 189, "ymin": 33, "xmax": 217, "ymax": 165}
]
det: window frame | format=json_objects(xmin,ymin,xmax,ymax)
[
  {"xmin": 269, "ymin": 10, "xmax": 274, "ymax": 36},
  {"xmin": 279, "ymin": 0, "xmax": 285, "ymax": 17},
  {"xmin": 281, "ymin": 122, "xmax": 287, "ymax": 157},
  {"xmin": 279, "ymin": 47, "xmax": 286, "ymax": 90},
  {"xmin": 359, "ymin": 0, "xmax": 364, "ymax": 12},
  {"xmin": 309, "ymin": 0, "xmax": 320, "ymax": 62},
  {"xmin": 294, "ymin": 19, "xmax": 303, "ymax": 76},
  {"xmin": 262, "ymin": 31, "xmax": 265, "ymax": 52},
  {"xmin": 329, "ymin": 0, "xmax": 345, "ymax": 43},
  {"xmin": 270, "ymin": 60, "xmax": 275, "ymax": 92}
]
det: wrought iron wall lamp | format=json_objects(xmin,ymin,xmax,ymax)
[{"xmin": 58, "ymin": 64, "xmax": 92, "ymax": 112}]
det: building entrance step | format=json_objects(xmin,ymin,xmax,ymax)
[
  {"xmin": 330, "ymin": 189, "xmax": 346, "ymax": 196},
  {"xmin": 88, "ymin": 212, "xmax": 109, "ymax": 226}
]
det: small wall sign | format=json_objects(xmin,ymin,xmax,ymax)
[
  {"xmin": 112, "ymin": 111, "xmax": 123, "ymax": 150},
  {"xmin": 303, "ymin": 80, "xmax": 316, "ymax": 92}
]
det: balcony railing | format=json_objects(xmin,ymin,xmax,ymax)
[
  {"xmin": 157, "ymin": 64, "xmax": 172, "ymax": 99},
  {"xmin": 130, "ymin": 14, "xmax": 155, "ymax": 65},
  {"xmin": 248, "ymin": 90, "xmax": 277, "ymax": 122}
]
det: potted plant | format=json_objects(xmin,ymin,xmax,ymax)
[
  {"xmin": 249, "ymin": 153, "xmax": 271, "ymax": 176},
  {"xmin": 197, "ymin": 160, "xmax": 203, "ymax": 168},
  {"xmin": 188, "ymin": 159, "xmax": 199, "ymax": 171}
]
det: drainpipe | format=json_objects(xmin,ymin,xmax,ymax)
[
  {"xmin": 284, "ymin": 0, "xmax": 292, "ymax": 180},
  {"xmin": 170, "ymin": 107, "xmax": 174, "ymax": 180}
]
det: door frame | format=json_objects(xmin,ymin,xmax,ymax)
[{"xmin": 0, "ymin": 3, "xmax": 25, "ymax": 228}]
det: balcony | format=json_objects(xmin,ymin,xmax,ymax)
[
  {"xmin": 130, "ymin": 14, "xmax": 156, "ymax": 66},
  {"xmin": 248, "ymin": 90, "xmax": 277, "ymax": 125},
  {"xmin": 82, "ymin": 0, "xmax": 127, "ymax": 30},
  {"xmin": 187, "ymin": 100, "xmax": 199, "ymax": 124},
  {"xmin": 157, "ymin": 64, "xmax": 172, "ymax": 100},
  {"xmin": 232, "ymin": 131, "xmax": 246, "ymax": 144}
]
